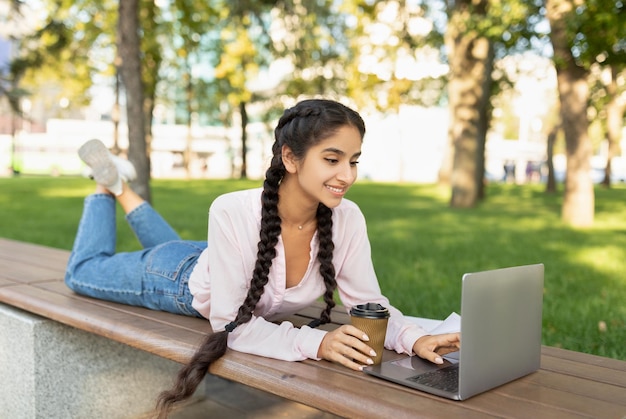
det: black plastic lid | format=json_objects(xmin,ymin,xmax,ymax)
[{"xmin": 349, "ymin": 303, "xmax": 390, "ymax": 319}]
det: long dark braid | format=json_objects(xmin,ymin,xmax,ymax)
[
  {"xmin": 230, "ymin": 157, "xmax": 284, "ymax": 329},
  {"xmin": 308, "ymin": 203, "xmax": 336, "ymax": 328},
  {"xmin": 155, "ymin": 99, "xmax": 365, "ymax": 417},
  {"xmin": 154, "ymin": 155, "xmax": 284, "ymax": 419}
]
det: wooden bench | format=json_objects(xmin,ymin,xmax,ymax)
[{"xmin": 1, "ymin": 237, "xmax": 625, "ymax": 418}]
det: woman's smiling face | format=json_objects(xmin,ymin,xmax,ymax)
[{"xmin": 287, "ymin": 124, "xmax": 362, "ymax": 209}]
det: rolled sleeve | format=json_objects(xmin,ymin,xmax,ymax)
[{"xmin": 227, "ymin": 317, "xmax": 328, "ymax": 361}]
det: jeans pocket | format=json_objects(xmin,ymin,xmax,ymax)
[{"xmin": 145, "ymin": 241, "xmax": 203, "ymax": 284}]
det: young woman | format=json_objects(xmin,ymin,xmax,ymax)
[{"xmin": 65, "ymin": 99, "xmax": 460, "ymax": 417}]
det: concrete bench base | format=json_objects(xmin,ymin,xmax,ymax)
[{"xmin": 0, "ymin": 303, "xmax": 204, "ymax": 419}]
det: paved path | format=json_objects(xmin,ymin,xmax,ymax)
[{"xmin": 138, "ymin": 375, "xmax": 341, "ymax": 418}]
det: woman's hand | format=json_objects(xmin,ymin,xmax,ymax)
[
  {"xmin": 413, "ymin": 333, "xmax": 461, "ymax": 364},
  {"xmin": 317, "ymin": 325, "xmax": 377, "ymax": 371}
]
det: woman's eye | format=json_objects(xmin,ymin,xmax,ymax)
[
  {"xmin": 350, "ymin": 161, "xmax": 360, "ymax": 167},
  {"xmin": 325, "ymin": 158, "xmax": 338, "ymax": 164}
]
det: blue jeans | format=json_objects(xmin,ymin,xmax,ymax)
[{"xmin": 65, "ymin": 194, "xmax": 206, "ymax": 317}]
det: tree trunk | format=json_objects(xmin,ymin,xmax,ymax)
[
  {"xmin": 118, "ymin": 0, "xmax": 151, "ymax": 202},
  {"xmin": 239, "ymin": 101, "xmax": 248, "ymax": 179},
  {"xmin": 143, "ymin": 93, "xmax": 155, "ymax": 171},
  {"xmin": 111, "ymin": 62, "xmax": 121, "ymax": 156},
  {"xmin": 546, "ymin": 0, "xmax": 594, "ymax": 227},
  {"xmin": 140, "ymin": 0, "xmax": 160, "ymax": 186},
  {"xmin": 601, "ymin": 66, "xmax": 624, "ymax": 188},
  {"xmin": 545, "ymin": 124, "xmax": 559, "ymax": 194},
  {"xmin": 437, "ymin": 133, "xmax": 454, "ymax": 185},
  {"xmin": 184, "ymin": 69, "xmax": 193, "ymax": 179},
  {"xmin": 446, "ymin": 22, "xmax": 494, "ymax": 207}
]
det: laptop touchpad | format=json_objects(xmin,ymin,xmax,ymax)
[{"xmin": 391, "ymin": 354, "xmax": 457, "ymax": 373}]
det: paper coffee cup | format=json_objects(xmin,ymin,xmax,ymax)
[{"xmin": 349, "ymin": 303, "xmax": 390, "ymax": 365}]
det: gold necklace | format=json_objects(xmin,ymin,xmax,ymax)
[
  {"xmin": 297, "ymin": 218, "xmax": 316, "ymax": 230},
  {"xmin": 280, "ymin": 217, "xmax": 317, "ymax": 231},
  {"xmin": 298, "ymin": 218, "xmax": 317, "ymax": 230}
]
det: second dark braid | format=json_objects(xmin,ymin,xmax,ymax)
[{"xmin": 313, "ymin": 203, "xmax": 337, "ymax": 326}]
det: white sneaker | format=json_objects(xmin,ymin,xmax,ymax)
[
  {"xmin": 78, "ymin": 140, "xmax": 136, "ymax": 195},
  {"xmin": 110, "ymin": 154, "xmax": 137, "ymax": 183}
]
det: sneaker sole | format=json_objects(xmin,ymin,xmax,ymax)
[{"xmin": 78, "ymin": 140, "xmax": 120, "ymax": 188}]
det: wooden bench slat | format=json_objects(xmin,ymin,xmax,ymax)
[
  {"xmin": 217, "ymin": 350, "xmax": 605, "ymax": 418},
  {"xmin": 523, "ymin": 368, "xmax": 626, "ymax": 407},
  {"xmin": 542, "ymin": 345, "xmax": 626, "ymax": 372},
  {"xmin": 0, "ymin": 278, "xmax": 14, "ymax": 287},
  {"xmin": 295, "ymin": 303, "xmax": 350, "ymax": 320},
  {"xmin": 215, "ymin": 350, "xmax": 489, "ymax": 418},
  {"xmin": 0, "ymin": 238, "xmax": 69, "ymax": 267},
  {"xmin": 540, "ymin": 349, "xmax": 626, "ymax": 387},
  {"xmin": 38, "ymin": 280, "xmax": 213, "ymax": 333},
  {"xmin": 0, "ymin": 260, "xmax": 65, "ymax": 283},
  {"xmin": 221, "ymin": 339, "xmax": 620, "ymax": 418},
  {"xmin": 42, "ymin": 280, "xmax": 342, "ymax": 336},
  {"xmin": 502, "ymin": 378, "xmax": 626, "ymax": 417},
  {"xmin": 0, "ymin": 283, "xmax": 204, "ymax": 363},
  {"xmin": 456, "ymin": 379, "xmax": 603, "ymax": 418}
]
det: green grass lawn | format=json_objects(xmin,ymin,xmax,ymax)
[{"xmin": 1, "ymin": 175, "xmax": 625, "ymax": 360}]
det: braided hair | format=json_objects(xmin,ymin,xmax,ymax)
[{"xmin": 155, "ymin": 99, "xmax": 366, "ymax": 417}]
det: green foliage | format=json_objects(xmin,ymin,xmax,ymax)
[
  {"xmin": 1, "ymin": 176, "xmax": 624, "ymax": 360},
  {"xmin": 13, "ymin": 0, "xmax": 118, "ymax": 109},
  {"xmin": 270, "ymin": 0, "xmax": 351, "ymax": 99},
  {"xmin": 341, "ymin": 1, "xmax": 449, "ymax": 111},
  {"xmin": 140, "ymin": 0, "xmax": 165, "ymax": 103},
  {"xmin": 563, "ymin": 0, "xmax": 626, "ymax": 68}
]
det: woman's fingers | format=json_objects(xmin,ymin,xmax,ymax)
[
  {"xmin": 413, "ymin": 333, "xmax": 461, "ymax": 364},
  {"xmin": 318, "ymin": 325, "xmax": 376, "ymax": 370}
]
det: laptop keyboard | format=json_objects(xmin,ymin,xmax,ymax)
[{"xmin": 407, "ymin": 364, "xmax": 459, "ymax": 393}]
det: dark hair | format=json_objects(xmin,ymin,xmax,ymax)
[{"xmin": 155, "ymin": 99, "xmax": 365, "ymax": 417}]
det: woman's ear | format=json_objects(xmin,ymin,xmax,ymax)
[{"xmin": 282, "ymin": 145, "xmax": 298, "ymax": 173}]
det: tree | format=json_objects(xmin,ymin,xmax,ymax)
[
  {"xmin": 546, "ymin": 0, "xmax": 626, "ymax": 225},
  {"xmin": 1, "ymin": 63, "xmax": 28, "ymax": 175},
  {"xmin": 599, "ymin": 66, "xmax": 625, "ymax": 187},
  {"xmin": 444, "ymin": 0, "xmax": 547, "ymax": 207},
  {"xmin": 544, "ymin": 123, "xmax": 560, "ymax": 193},
  {"xmin": 7, "ymin": 0, "xmax": 161, "ymax": 200},
  {"xmin": 139, "ymin": 0, "xmax": 164, "ymax": 173},
  {"xmin": 445, "ymin": 0, "xmax": 493, "ymax": 207},
  {"xmin": 588, "ymin": 64, "xmax": 626, "ymax": 188},
  {"xmin": 570, "ymin": 0, "xmax": 625, "ymax": 189},
  {"xmin": 341, "ymin": 0, "xmax": 545, "ymax": 206},
  {"xmin": 546, "ymin": 0, "xmax": 594, "ymax": 227},
  {"xmin": 1, "ymin": 1, "xmax": 27, "ymax": 174},
  {"xmin": 118, "ymin": 0, "xmax": 150, "ymax": 201}
]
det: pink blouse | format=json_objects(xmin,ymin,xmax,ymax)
[{"xmin": 188, "ymin": 188, "xmax": 427, "ymax": 361}]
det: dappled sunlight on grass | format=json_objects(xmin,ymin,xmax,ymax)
[
  {"xmin": 574, "ymin": 246, "xmax": 626, "ymax": 277},
  {"xmin": 39, "ymin": 185, "xmax": 96, "ymax": 198}
]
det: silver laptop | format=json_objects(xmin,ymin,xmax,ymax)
[{"xmin": 363, "ymin": 263, "xmax": 544, "ymax": 400}]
